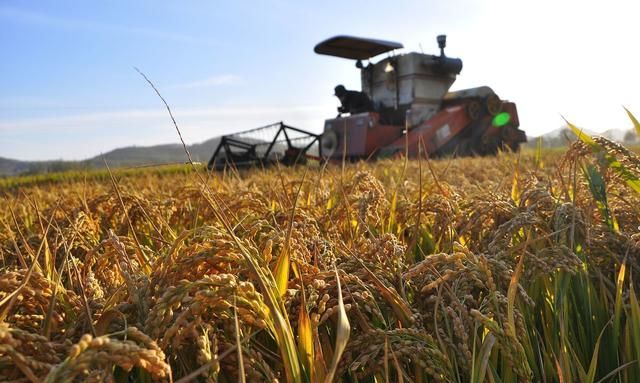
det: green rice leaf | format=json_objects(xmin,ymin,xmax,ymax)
[
  {"xmin": 564, "ymin": 117, "xmax": 596, "ymax": 146},
  {"xmin": 324, "ymin": 265, "xmax": 351, "ymax": 383},
  {"xmin": 624, "ymin": 106, "xmax": 640, "ymax": 136},
  {"xmin": 586, "ymin": 321, "xmax": 611, "ymax": 383}
]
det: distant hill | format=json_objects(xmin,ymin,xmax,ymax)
[
  {"xmin": 0, "ymin": 157, "xmax": 33, "ymax": 176},
  {"xmin": 0, "ymin": 137, "xmax": 221, "ymax": 177},
  {"xmin": 526, "ymin": 127, "xmax": 639, "ymax": 148},
  {"xmin": 3, "ymin": 127, "xmax": 637, "ymax": 177},
  {"xmin": 84, "ymin": 137, "xmax": 220, "ymax": 168}
]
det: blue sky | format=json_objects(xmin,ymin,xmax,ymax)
[{"xmin": 1, "ymin": 0, "xmax": 639, "ymax": 160}]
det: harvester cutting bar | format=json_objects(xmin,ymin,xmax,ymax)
[{"xmin": 207, "ymin": 122, "xmax": 321, "ymax": 170}]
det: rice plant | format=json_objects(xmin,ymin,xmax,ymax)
[{"xmin": 1, "ymin": 114, "xmax": 640, "ymax": 382}]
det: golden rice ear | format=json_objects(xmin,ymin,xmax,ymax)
[{"xmin": 4, "ymin": 122, "xmax": 640, "ymax": 382}]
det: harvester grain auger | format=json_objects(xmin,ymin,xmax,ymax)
[{"xmin": 207, "ymin": 34, "xmax": 526, "ymax": 170}]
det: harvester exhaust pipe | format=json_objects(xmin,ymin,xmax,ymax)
[
  {"xmin": 433, "ymin": 35, "xmax": 463, "ymax": 75},
  {"xmin": 437, "ymin": 34, "xmax": 447, "ymax": 56}
]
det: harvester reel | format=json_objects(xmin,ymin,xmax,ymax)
[
  {"xmin": 207, "ymin": 122, "xmax": 321, "ymax": 170},
  {"xmin": 321, "ymin": 130, "xmax": 339, "ymax": 158},
  {"xmin": 484, "ymin": 94, "xmax": 502, "ymax": 116}
]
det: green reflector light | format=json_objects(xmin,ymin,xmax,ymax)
[{"xmin": 492, "ymin": 112, "xmax": 511, "ymax": 127}]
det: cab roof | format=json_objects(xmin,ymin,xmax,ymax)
[{"xmin": 314, "ymin": 35, "xmax": 403, "ymax": 60}]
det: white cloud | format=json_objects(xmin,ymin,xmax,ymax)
[
  {"xmin": 0, "ymin": 97, "xmax": 70, "ymax": 110},
  {"xmin": 0, "ymin": 104, "xmax": 335, "ymax": 160},
  {"xmin": 0, "ymin": 104, "xmax": 330, "ymax": 132},
  {"xmin": 169, "ymin": 75, "xmax": 242, "ymax": 89},
  {"xmin": 0, "ymin": 6, "xmax": 217, "ymax": 47}
]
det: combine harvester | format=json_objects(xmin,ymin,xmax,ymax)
[{"xmin": 207, "ymin": 35, "xmax": 526, "ymax": 170}]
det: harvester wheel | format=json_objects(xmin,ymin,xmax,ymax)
[
  {"xmin": 321, "ymin": 130, "xmax": 339, "ymax": 158},
  {"xmin": 466, "ymin": 100, "xmax": 482, "ymax": 120},
  {"xmin": 455, "ymin": 139, "xmax": 475, "ymax": 157},
  {"xmin": 484, "ymin": 94, "xmax": 502, "ymax": 116},
  {"xmin": 499, "ymin": 125, "xmax": 521, "ymax": 152}
]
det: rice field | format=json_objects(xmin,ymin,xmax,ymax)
[{"xmin": 1, "ymin": 130, "xmax": 640, "ymax": 382}]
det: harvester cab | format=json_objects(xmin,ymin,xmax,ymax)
[{"xmin": 316, "ymin": 35, "xmax": 526, "ymax": 159}]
